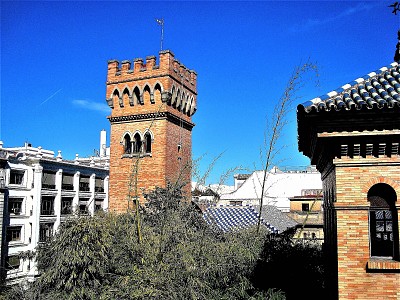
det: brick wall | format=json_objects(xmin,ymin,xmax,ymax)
[
  {"xmin": 165, "ymin": 120, "xmax": 192, "ymax": 198},
  {"xmin": 331, "ymin": 156, "xmax": 400, "ymax": 300},
  {"xmin": 290, "ymin": 200, "xmax": 322, "ymax": 212},
  {"xmin": 108, "ymin": 119, "xmax": 168, "ymax": 211}
]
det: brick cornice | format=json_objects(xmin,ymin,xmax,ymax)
[{"xmin": 107, "ymin": 112, "xmax": 195, "ymax": 131}]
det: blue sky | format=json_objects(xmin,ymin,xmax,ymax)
[{"xmin": 1, "ymin": 1, "xmax": 399, "ymax": 184}]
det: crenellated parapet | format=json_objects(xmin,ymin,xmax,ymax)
[{"xmin": 106, "ymin": 50, "xmax": 197, "ymax": 118}]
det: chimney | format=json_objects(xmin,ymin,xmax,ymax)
[{"xmin": 100, "ymin": 130, "xmax": 107, "ymax": 157}]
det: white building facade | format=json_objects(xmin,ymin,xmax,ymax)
[
  {"xmin": 0, "ymin": 141, "xmax": 109, "ymax": 283},
  {"xmin": 219, "ymin": 166, "xmax": 322, "ymax": 212}
]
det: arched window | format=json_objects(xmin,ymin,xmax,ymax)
[
  {"xmin": 143, "ymin": 85, "xmax": 151, "ymax": 104},
  {"xmin": 154, "ymin": 83, "xmax": 162, "ymax": 103},
  {"xmin": 133, "ymin": 86, "xmax": 140, "ymax": 105},
  {"xmin": 123, "ymin": 134, "xmax": 131, "ymax": 154},
  {"xmin": 122, "ymin": 87, "xmax": 130, "ymax": 107},
  {"xmin": 133, "ymin": 133, "xmax": 142, "ymax": 153},
  {"xmin": 144, "ymin": 132, "xmax": 152, "ymax": 153},
  {"xmin": 368, "ymin": 183, "xmax": 399, "ymax": 259},
  {"xmin": 113, "ymin": 89, "xmax": 121, "ymax": 107}
]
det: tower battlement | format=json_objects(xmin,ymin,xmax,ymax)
[
  {"xmin": 106, "ymin": 50, "xmax": 197, "ymax": 118},
  {"xmin": 107, "ymin": 50, "xmax": 197, "ymax": 92}
]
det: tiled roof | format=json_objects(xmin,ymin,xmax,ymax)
[
  {"xmin": 298, "ymin": 62, "xmax": 400, "ymax": 113},
  {"xmin": 203, "ymin": 205, "xmax": 296, "ymax": 234},
  {"xmin": 253, "ymin": 205, "xmax": 298, "ymax": 233}
]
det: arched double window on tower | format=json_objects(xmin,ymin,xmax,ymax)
[
  {"xmin": 368, "ymin": 183, "xmax": 399, "ymax": 260},
  {"xmin": 122, "ymin": 131, "xmax": 153, "ymax": 157}
]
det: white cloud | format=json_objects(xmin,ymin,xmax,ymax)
[
  {"xmin": 291, "ymin": 2, "xmax": 379, "ymax": 32},
  {"xmin": 72, "ymin": 99, "xmax": 110, "ymax": 114}
]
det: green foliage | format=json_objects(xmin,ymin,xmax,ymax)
[
  {"xmin": 35, "ymin": 214, "xmax": 114, "ymax": 299},
  {"xmin": 251, "ymin": 232, "xmax": 324, "ymax": 300},
  {"xmin": 3, "ymin": 185, "xmax": 324, "ymax": 299},
  {"xmin": 5, "ymin": 186, "xmax": 267, "ymax": 299}
]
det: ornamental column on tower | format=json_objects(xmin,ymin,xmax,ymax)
[{"xmin": 105, "ymin": 50, "xmax": 197, "ymax": 212}]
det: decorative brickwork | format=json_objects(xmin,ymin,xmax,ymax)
[
  {"xmin": 298, "ymin": 63, "xmax": 400, "ymax": 299},
  {"xmin": 106, "ymin": 50, "xmax": 196, "ymax": 212}
]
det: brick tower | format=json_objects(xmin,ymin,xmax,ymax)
[{"xmin": 105, "ymin": 50, "xmax": 197, "ymax": 212}]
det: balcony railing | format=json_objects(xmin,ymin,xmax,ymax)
[
  {"xmin": 42, "ymin": 183, "xmax": 56, "ymax": 190},
  {"xmin": 79, "ymin": 183, "xmax": 90, "ymax": 192},
  {"xmin": 40, "ymin": 209, "xmax": 54, "ymax": 216},
  {"xmin": 9, "ymin": 208, "xmax": 21, "ymax": 215},
  {"xmin": 61, "ymin": 207, "xmax": 72, "ymax": 215},
  {"xmin": 95, "ymin": 186, "xmax": 104, "ymax": 193},
  {"xmin": 62, "ymin": 183, "xmax": 74, "ymax": 191}
]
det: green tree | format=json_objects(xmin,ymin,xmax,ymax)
[{"xmin": 35, "ymin": 214, "xmax": 114, "ymax": 299}]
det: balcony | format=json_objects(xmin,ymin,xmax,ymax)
[
  {"xmin": 79, "ymin": 182, "xmax": 90, "ymax": 192},
  {"xmin": 95, "ymin": 186, "xmax": 104, "ymax": 193},
  {"xmin": 61, "ymin": 207, "xmax": 72, "ymax": 215},
  {"xmin": 62, "ymin": 183, "xmax": 74, "ymax": 191},
  {"xmin": 42, "ymin": 183, "xmax": 56, "ymax": 190},
  {"xmin": 40, "ymin": 209, "xmax": 54, "ymax": 216},
  {"xmin": 9, "ymin": 208, "xmax": 21, "ymax": 215}
]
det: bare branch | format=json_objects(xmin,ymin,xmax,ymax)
[{"xmin": 257, "ymin": 62, "xmax": 319, "ymax": 233}]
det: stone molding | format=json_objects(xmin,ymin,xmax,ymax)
[{"xmin": 108, "ymin": 112, "xmax": 194, "ymax": 131}]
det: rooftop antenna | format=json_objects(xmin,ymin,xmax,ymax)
[{"xmin": 156, "ymin": 18, "xmax": 164, "ymax": 51}]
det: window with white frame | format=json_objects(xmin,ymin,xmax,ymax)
[
  {"xmin": 95, "ymin": 178, "xmax": 104, "ymax": 192},
  {"xmin": 79, "ymin": 176, "xmax": 90, "ymax": 191},
  {"xmin": 62, "ymin": 173, "xmax": 74, "ymax": 190},
  {"xmin": 61, "ymin": 197, "xmax": 73, "ymax": 215},
  {"xmin": 39, "ymin": 223, "xmax": 54, "ymax": 242},
  {"xmin": 6, "ymin": 256, "xmax": 20, "ymax": 271},
  {"xmin": 95, "ymin": 199, "xmax": 104, "ymax": 212},
  {"xmin": 79, "ymin": 198, "xmax": 89, "ymax": 214},
  {"xmin": 8, "ymin": 198, "xmax": 23, "ymax": 215},
  {"xmin": 42, "ymin": 171, "xmax": 56, "ymax": 189},
  {"xmin": 9, "ymin": 169, "xmax": 25, "ymax": 185},
  {"xmin": 41, "ymin": 196, "xmax": 55, "ymax": 215},
  {"xmin": 6, "ymin": 226, "xmax": 22, "ymax": 242}
]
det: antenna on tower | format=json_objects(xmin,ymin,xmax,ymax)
[{"xmin": 156, "ymin": 18, "xmax": 164, "ymax": 51}]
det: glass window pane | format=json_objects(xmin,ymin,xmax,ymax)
[
  {"xmin": 375, "ymin": 211, "xmax": 384, "ymax": 219},
  {"xmin": 376, "ymin": 221, "xmax": 385, "ymax": 232},
  {"xmin": 386, "ymin": 221, "xmax": 392, "ymax": 232}
]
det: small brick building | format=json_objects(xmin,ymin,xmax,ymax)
[
  {"xmin": 105, "ymin": 50, "xmax": 197, "ymax": 212},
  {"xmin": 297, "ymin": 62, "xmax": 400, "ymax": 299}
]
